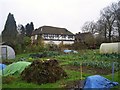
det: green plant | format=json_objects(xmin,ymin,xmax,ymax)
[{"xmin": 2, "ymin": 76, "xmax": 17, "ymax": 84}]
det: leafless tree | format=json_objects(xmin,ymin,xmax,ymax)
[
  {"xmin": 81, "ymin": 1, "xmax": 120, "ymax": 43},
  {"xmin": 101, "ymin": 4, "xmax": 116, "ymax": 42},
  {"xmin": 82, "ymin": 21, "xmax": 97, "ymax": 34},
  {"xmin": 114, "ymin": 2, "xmax": 120, "ymax": 41},
  {"xmin": 96, "ymin": 17, "xmax": 108, "ymax": 42}
]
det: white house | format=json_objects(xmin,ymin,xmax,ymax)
[{"xmin": 31, "ymin": 26, "xmax": 75, "ymax": 45}]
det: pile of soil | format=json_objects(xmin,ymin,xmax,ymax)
[{"xmin": 21, "ymin": 59, "xmax": 67, "ymax": 84}]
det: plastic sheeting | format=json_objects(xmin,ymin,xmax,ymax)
[
  {"xmin": 3, "ymin": 61, "xmax": 31, "ymax": 76},
  {"xmin": 83, "ymin": 75, "xmax": 119, "ymax": 89},
  {"xmin": 100, "ymin": 43, "xmax": 120, "ymax": 54},
  {"xmin": 0, "ymin": 63, "xmax": 6, "ymax": 70},
  {"xmin": 0, "ymin": 63, "xmax": 6, "ymax": 75},
  {"xmin": 64, "ymin": 50, "xmax": 78, "ymax": 53}
]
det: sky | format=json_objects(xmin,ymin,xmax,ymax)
[{"xmin": 0, "ymin": 0, "xmax": 119, "ymax": 34}]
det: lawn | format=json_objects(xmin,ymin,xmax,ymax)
[{"xmin": 2, "ymin": 49, "xmax": 120, "ymax": 89}]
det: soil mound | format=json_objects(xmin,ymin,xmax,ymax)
[{"xmin": 21, "ymin": 59, "xmax": 67, "ymax": 84}]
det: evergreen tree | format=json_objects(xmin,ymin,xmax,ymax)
[
  {"xmin": 30, "ymin": 22, "xmax": 34, "ymax": 35},
  {"xmin": 25, "ymin": 23, "xmax": 30, "ymax": 36},
  {"xmin": 25, "ymin": 22, "xmax": 34, "ymax": 37},
  {"xmin": 2, "ymin": 13, "xmax": 18, "ymax": 45},
  {"xmin": 21, "ymin": 25, "xmax": 25, "ymax": 35}
]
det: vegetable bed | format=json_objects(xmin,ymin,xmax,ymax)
[{"xmin": 2, "ymin": 49, "xmax": 120, "ymax": 88}]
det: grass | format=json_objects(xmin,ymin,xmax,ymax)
[
  {"xmin": 2, "ymin": 49, "xmax": 120, "ymax": 88},
  {"xmin": 105, "ymin": 71, "xmax": 120, "ymax": 83},
  {"xmin": 104, "ymin": 71, "xmax": 120, "ymax": 89},
  {"xmin": 2, "ymin": 70, "xmax": 86, "ymax": 88},
  {"xmin": 2, "ymin": 70, "xmax": 119, "ymax": 88}
]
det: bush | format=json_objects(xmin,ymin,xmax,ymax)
[
  {"xmin": 46, "ymin": 44, "xmax": 60, "ymax": 51},
  {"xmin": 72, "ymin": 42, "xmax": 87, "ymax": 50}
]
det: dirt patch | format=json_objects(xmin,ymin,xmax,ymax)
[
  {"xmin": 62, "ymin": 65, "xmax": 112, "ymax": 75},
  {"xmin": 64, "ymin": 80, "xmax": 84, "ymax": 89},
  {"xmin": 62, "ymin": 65, "xmax": 112, "ymax": 89}
]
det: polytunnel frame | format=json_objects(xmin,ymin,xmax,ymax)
[{"xmin": 1, "ymin": 47, "xmax": 8, "ymax": 60}]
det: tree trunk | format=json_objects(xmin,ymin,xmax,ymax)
[
  {"xmin": 108, "ymin": 27, "xmax": 112, "ymax": 43},
  {"xmin": 117, "ymin": 22, "xmax": 120, "ymax": 41},
  {"xmin": 104, "ymin": 24, "xmax": 107, "ymax": 42},
  {"xmin": 118, "ymin": 28, "xmax": 120, "ymax": 41}
]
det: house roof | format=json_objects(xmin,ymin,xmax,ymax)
[
  {"xmin": 32, "ymin": 26, "xmax": 74, "ymax": 35},
  {"xmin": 75, "ymin": 32, "xmax": 93, "ymax": 41}
]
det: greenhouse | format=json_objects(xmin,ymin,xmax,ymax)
[
  {"xmin": 0, "ymin": 45, "xmax": 15, "ymax": 59},
  {"xmin": 100, "ymin": 42, "xmax": 120, "ymax": 54}
]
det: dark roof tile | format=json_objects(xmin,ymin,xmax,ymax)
[{"xmin": 32, "ymin": 26, "xmax": 74, "ymax": 35}]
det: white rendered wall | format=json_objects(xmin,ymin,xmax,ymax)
[{"xmin": 44, "ymin": 40, "xmax": 74, "ymax": 45}]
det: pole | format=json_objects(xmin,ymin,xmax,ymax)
[
  {"xmin": 112, "ymin": 62, "xmax": 114, "ymax": 81},
  {"xmin": 2, "ymin": 65, "xmax": 3, "ymax": 75},
  {"xmin": 80, "ymin": 62, "xmax": 82, "ymax": 88},
  {"xmin": 80, "ymin": 63, "xmax": 82, "ymax": 80}
]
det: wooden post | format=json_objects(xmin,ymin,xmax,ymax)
[
  {"xmin": 79, "ymin": 62, "xmax": 83, "ymax": 88},
  {"xmin": 80, "ymin": 62, "xmax": 82, "ymax": 80}
]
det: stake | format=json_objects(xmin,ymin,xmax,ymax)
[
  {"xmin": 112, "ymin": 62, "xmax": 114, "ymax": 81},
  {"xmin": 80, "ymin": 63, "xmax": 82, "ymax": 80},
  {"xmin": 80, "ymin": 62, "xmax": 82, "ymax": 88}
]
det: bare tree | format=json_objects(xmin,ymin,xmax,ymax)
[
  {"xmin": 82, "ymin": 21, "xmax": 97, "ymax": 34},
  {"xmin": 81, "ymin": 1, "xmax": 120, "ymax": 43},
  {"xmin": 96, "ymin": 16, "xmax": 108, "ymax": 42},
  {"xmin": 101, "ymin": 4, "xmax": 116, "ymax": 42},
  {"xmin": 114, "ymin": 2, "xmax": 120, "ymax": 41}
]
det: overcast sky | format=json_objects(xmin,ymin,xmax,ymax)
[{"xmin": 0, "ymin": 0, "xmax": 119, "ymax": 34}]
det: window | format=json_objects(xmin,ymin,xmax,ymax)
[
  {"xmin": 62, "ymin": 35, "xmax": 66, "ymax": 38},
  {"xmin": 68, "ymin": 35, "xmax": 73, "ymax": 38},
  {"xmin": 35, "ymin": 35, "xmax": 38, "ymax": 40}
]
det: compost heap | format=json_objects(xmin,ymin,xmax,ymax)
[{"xmin": 21, "ymin": 59, "xmax": 67, "ymax": 84}]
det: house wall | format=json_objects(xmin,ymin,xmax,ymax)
[
  {"xmin": 42, "ymin": 34, "xmax": 75, "ymax": 41},
  {"xmin": 31, "ymin": 34, "xmax": 75, "ymax": 45},
  {"xmin": 44, "ymin": 40, "xmax": 74, "ymax": 45}
]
